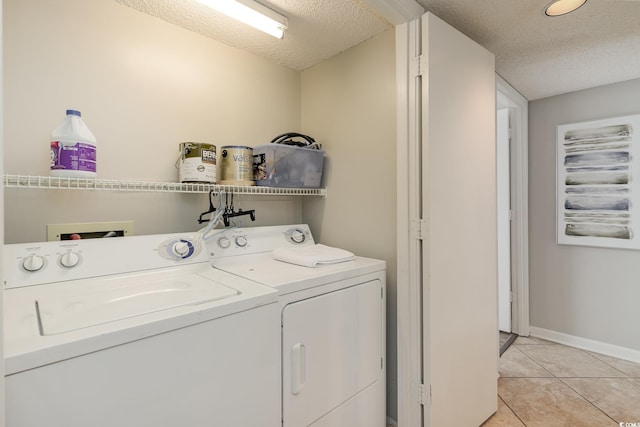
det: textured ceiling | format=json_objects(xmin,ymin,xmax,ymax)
[
  {"xmin": 115, "ymin": 0, "xmax": 640, "ymax": 100},
  {"xmin": 415, "ymin": 0, "xmax": 640, "ymax": 99},
  {"xmin": 114, "ymin": 0, "xmax": 391, "ymax": 71}
]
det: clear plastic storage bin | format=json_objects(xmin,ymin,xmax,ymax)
[{"xmin": 253, "ymin": 144, "xmax": 324, "ymax": 188}]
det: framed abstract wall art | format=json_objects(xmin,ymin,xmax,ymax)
[{"xmin": 557, "ymin": 114, "xmax": 640, "ymax": 249}]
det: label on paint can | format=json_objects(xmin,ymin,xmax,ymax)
[
  {"xmin": 177, "ymin": 142, "xmax": 216, "ymax": 183},
  {"xmin": 219, "ymin": 146, "xmax": 255, "ymax": 186}
]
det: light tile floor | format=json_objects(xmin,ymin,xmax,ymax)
[{"xmin": 482, "ymin": 336, "xmax": 640, "ymax": 426}]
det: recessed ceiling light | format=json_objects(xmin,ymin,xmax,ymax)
[{"xmin": 544, "ymin": 0, "xmax": 588, "ymax": 16}]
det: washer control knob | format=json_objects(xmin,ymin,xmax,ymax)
[
  {"xmin": 235, "ymin": 236, "xmax": 248, "ymax": 247},
  {"xmin": 290, "ymin": 229, "xmax": 306, "ymax": 244},
  {"xmin": 171, "ymin": 240, "xmax": 191, "ymax": 258},
  {"xmin": 218, "ymin": 237, "xmax": 231, "ymax": 249},
  {"xmin": 22, "ymin": 254, "xmax": 45, "ymax": 272},
  {"xmin": 60, "ymin": 251, "xmax": 80, "ymax": 268},
  {"xmin": 173, "ymin": 240, "xmax": 189, "ymax": 256}
]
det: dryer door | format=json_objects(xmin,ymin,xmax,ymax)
[{"xmin": 282, "ymin": 279, "xmax": 383, "ymax": 426}]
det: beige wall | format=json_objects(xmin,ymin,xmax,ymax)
[
  {"xmin": 529, "ymin": 78, "xmax": 640, "ymax": 351},
  {"xmin": 3, "ymin": 0, "xmax": 302, "ymax": 243},
  {"xmin": 3, "ymin": 0, "xmax": 399, "ymax": 420},
  {"xmin": 300, "ymin": 30, "xmax": 398, "ymax": 420}
]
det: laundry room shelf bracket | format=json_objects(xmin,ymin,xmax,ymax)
[{"xmin": 3, "ymin": 174, "xmax": 327, "ymax": 197}]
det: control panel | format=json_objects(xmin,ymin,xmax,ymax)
[
  {"xmin": 215, "ymin": 233, "xmax": 249, "ymax": 250},
  {"xmin": 4, "ymin": 233, "xmax": 208, "ymax": 289},
  {"xmin": 17, "ymin": 248, "xmax": 85, "ymax": 271},
  {"xmin": 208, "ymin": 224, "xmax": 315, "ymax": 259},
  {"xmin": 157, "ymin": 238, "xmax": 200, "ymax": 261},
  {"xmin": 284, "ymin": 227, "xmax": 309, "ymax": 244}
]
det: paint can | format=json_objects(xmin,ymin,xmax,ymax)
[
  {"xmin": 177, "ymin": 142, "xmax": 217, "ymax": 183},
  {"xmin": 219, "ymin": 145, "xmax": 255, "ymax": 186}
]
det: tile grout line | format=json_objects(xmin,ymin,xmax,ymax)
[
  {"xmin": 518, "ymin": 343, "xmax": 631, "ymax": 379},
  {"xmin": 497, "ymin": 394, "xmax": 529, "ymax": 427},
  {"xmin": 550, "ymin": 376, "xmax": 630, "ymax": 379},
  {"xmin": 559, "ymin": 377, "xmax": 621, "ymax": 425},
  {"xmin": 578, "ymin": 347, "xmax": 631, "ymax": 378},
  {"xmin": 512, "ymin": 343, "xmax": 556, "ymax": 377},
  {"xmin": 499, "ymin": 342, "xmax": 550, "ymax": 427}
]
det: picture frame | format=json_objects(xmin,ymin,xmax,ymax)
[{"xmin": 556, "ymin": 113, "xmax": 640, "ymax": 249}]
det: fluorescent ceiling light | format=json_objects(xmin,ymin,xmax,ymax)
[
  {"xmin": 544, "ymin": 0, "xmax": 588, "ymax": 16},
  {"xmin": 197, "ymin": 0, "xmax": 288, "ymax": 39}
]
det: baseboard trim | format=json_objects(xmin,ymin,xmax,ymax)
[
  {"xmin": 386, "ymin": 416, "xmax": 398, "ymax": 427},
  {"xmin": 530, "ymin": 326, "xmax": 640, "ymax": 363}
]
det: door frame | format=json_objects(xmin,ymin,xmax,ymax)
[
  {"xmin": 395, "ymin": 16, "xmax": 424, "ymax": 427},
  {"xmin": 496, "ymin": 75, "xmax": 530, "ymax": 337},
  {"xmin": 1, "ymin": 1, "xmax": 6, "ymax": 425}
]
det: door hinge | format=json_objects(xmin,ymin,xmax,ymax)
[
  {"xmin": 509, "ymin": 291, "xmax": 514, "ymax": 303},
  {"xmin": 411, "ymin": 55, "xmax": 427, "ymax": 77},
  {"xmin": 418, "ymin": 383, "xmax": 430, "ymax": 406},
  {"xmin": 411, "ymin": 218, "xmax": 426, "ymax": 240}
]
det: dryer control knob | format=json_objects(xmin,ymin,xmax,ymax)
[
  {"xmin": 22, "ymin": 254, "xmax": 45, "ymax": 272},
  {"xmin": 60, "ymin": 251, "xmax": 80, "ymax": 268},
  {"xmin": 290, "ymin": 229, "xmax": 306, "ymax": 244},
  {"xmin": 235, "ymin": 236, "xmax": 248, "ymax": 247},
  {"xmin": 218, "ymin": 237, "xmax": 231, "ymax": 249}
]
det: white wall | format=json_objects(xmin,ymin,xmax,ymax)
[
  {"xmin": 300, "ymin": 30, "xmax": 398, "ymax": 420},
  {"xmin": 529, "ymin": 78, "xmax": 640, "ymax": 352},
  {"xmin": 3, "ymin": 0, "xmax": 302, "ymax": 243}
]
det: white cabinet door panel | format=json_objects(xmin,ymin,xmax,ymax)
[{"xmin": 282, "ymin": 280, "xmax": 383, "ymax": 427}]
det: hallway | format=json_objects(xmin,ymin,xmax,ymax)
[{"xmin": 484, "ymin": 336, "xmax": 640, "ymax": 426}]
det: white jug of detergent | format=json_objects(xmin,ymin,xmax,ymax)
[{"xmin": 50, "ymin": 109, "xmax": 97, "ymax": 178}]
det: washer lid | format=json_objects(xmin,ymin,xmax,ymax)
[{"xmin": 37, "ymin": 273, "xmax": 238, "ymax": 335}]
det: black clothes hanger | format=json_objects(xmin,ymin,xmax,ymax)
[{"xmin": 197, "ymin": 190, "xmax": 217, "ymax": 224}]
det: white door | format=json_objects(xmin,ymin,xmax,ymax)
[
  {"xmin": 281, "ymin": 280, "xmax": 384, "ymax": 427},
  {"xmin": 497, "ymin": 108, "xmax": 512, "ymax": 332},
  {"xmin": 421, "ymin": 12, "xmax": 498, "ymax": 427},
  {"xmin": 496, "ymin": 76, "xmax": 530, "ymax": 338}
]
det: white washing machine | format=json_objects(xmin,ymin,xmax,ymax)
[
  {"xmin": 3, "ymin": 233, "xmax": 281, "ymax": 427},
  {"xmin": 208, "ymin": 224, "xmax": 386, "ymax": 427}
]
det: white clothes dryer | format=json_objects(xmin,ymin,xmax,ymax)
[
  {"xmin": 3, "ymin": 233, "xmax": 280, "ymax": 427},
  {"xmin": 208, "ymin": 224, "xmax": 387, "ymax": 427}
]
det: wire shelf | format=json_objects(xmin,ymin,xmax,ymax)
[{"xmin": 3, "ymin": 174, "xmax": 327, "ymax": 197}]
